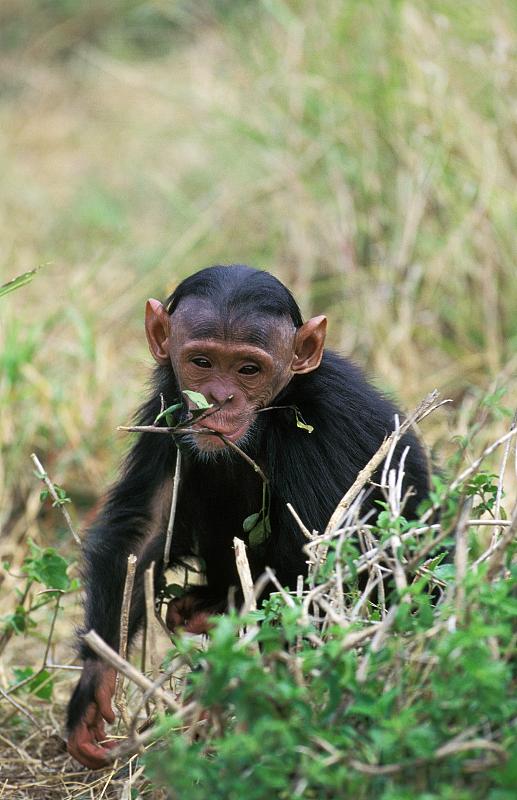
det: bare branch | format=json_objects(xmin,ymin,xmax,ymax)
[
  {"xmin": 83, "ymin": 630, "xmax": 182, "ymax": 714},
  {"xmin": 164, "ymin": 449, "xmax": 182, "ymax": 567},
  {"xmin": 31, "ymin": 452, "xmax": 80, "ymax": 545}
]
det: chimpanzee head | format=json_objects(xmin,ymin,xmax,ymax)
[{"xmin": 145, "ymin": 265, "xmax": 327, "ymax": 453}]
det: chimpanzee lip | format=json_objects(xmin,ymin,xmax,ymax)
[{"xmin": 195, "ymin": 419, "xmax": 250, "ymax": 444}]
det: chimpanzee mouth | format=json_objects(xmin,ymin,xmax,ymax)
[
  {"xmin": 178, "ymin": 417, "xmax": 255, "ymax": 457},
  {"xmin": 195, "ymin": 419, "xmax": 251, "ymax": 445}
]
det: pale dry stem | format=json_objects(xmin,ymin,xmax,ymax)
[
  {"xmin": 31, "ymin": 452, "xmax": 81, "ymax": 545},
  {"xmin": 115, "ymin": 554, "xmax": 137, "ymax": 724}
]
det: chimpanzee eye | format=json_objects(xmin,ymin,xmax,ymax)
[
  {"xmin": 239, "ymin": 364, "xmax": 260, "ymax": 375},
  {"xmin": 192, "ymin": 357, "xmax": 212, "ymax": 368}
]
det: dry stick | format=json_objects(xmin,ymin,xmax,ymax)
[
  {"xmin": 118, "ymin": 425, "xmax": 177, "ymax": 434},
  {"xmin": 356, "ymin": 604, "xmax": 398, "ymax": 684},
  {"xmin": 164, "ymin": 450, "xmax": 182, "ymax": 568},
  {"xmin": 341, "ymin": 624, "xmax": 382, "ymax": 651},
  {"xmin": 5, "ymin": 591, "xmax": 64, "ymax": 696},
  {"xmin": 115, "ymin": 554, "xmax": 137, "ymax": 721},
  {"xmin": 380, "ymin": 415, "xmax": 402, "ymax": 494},
  {"xmin": 351, "ymin": 571, "xmax": 389, "ymax": 620},
  {"xmin": 118, "ymin": 423, "xmax": 269, "ymax": 486},
  {"xmin": 127, "ymin": 670, "xmax": 193, "ymax": 742},
  {"xmin": 302, "ymin": 581, "xmax": 332, "ymax": 625},
  {"xmin": 315, "ymin": 595, "xmax": 348, "ymax": 626},
  {"xmin": 263, "ymin": 567, "xmax": 324, "ymax": 647},
  {"xmin": 110, "ymin": 704, "xmax": 200, "ymax": 764},
  {"xmin": 233, "ymin": 538, "xmax": 257, "ymax": 613},
  {"xmin": 308, "ymin": 522, "xmax": 433, "ymax": 586},
  {"xmin": 144, "ymin": 564, "xmax": 164, "ymax": 716},
  {"xmin": 309, "ymin": 494, "xmax": 369, "ymax": 590},
  {"xmin": 324, "ymin": 391, "xmax": 443, "ymax": 537},
  {"xmin": 287, "ymin": 502, "xmax": 314, "ymax": 540},
  {"xmin": 0, "ymin": 731, "xmax": 36, "ymax": 765},
  {"xmin": 475, "ymin": 519, "xmax": 516, "ymax": 566},
  {"xmin": 449, "ymin": 427, "xmax": 517, "ymax": 494},
  {"xmin": 83, "ymin": 630, "xmax": 182, "ymax": 713},
  {"xmin": 264, "ymin": 567, "xmax": 297, "ymax": 606},
  {"xmin": 245, "ymin": 572, "xmax": 272, "ymax": 618},
  {"xmin": 486, "ymin": 504, "xmax": 517, "ymax": 580},
  {"xmin": 333, "ymin": 527, "xmax": 346, "ymax": 617},
  {"xmin": 0, "ymin": 687, "xmax": 43, "ymax": 731},
  {"xmin": 30, "ymin": 452, "xmax": 81, "ymax": 545},
  {"xmin": 454, "ymin": 500, "xmax": 472, "ymax": 621},
  {"xmin": 219, "ymin": 434, "xmax": 269, "ymax": 485},
  {"xmin": 492, "ymin": 410, "xmax": 517, "ymax": 550},
  {"xmin": 349, "ymin": 736, "xmax": 506, "ymax": 776},
  {"xmin": 233, "ymin": 538, "xmax": 260, "ymax": 652}
]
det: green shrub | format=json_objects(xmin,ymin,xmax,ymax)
[{"xmin": 146, "ymin": 476, "xmax": 516, "ymax": 799}]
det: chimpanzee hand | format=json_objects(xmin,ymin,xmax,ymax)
[
  {"xmin": 67, "ymin": 660, "xmax": 118, "ymax": 769},
  {"xmin": 166, "ymin": 589, "xmax": 225, "ymax": 635}
]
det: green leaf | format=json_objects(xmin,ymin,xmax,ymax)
[
  {"xmin": 249, "ymin": 521, "xmax": 268, "ymax": 548},
  {"xmin": 154, "ymin": 402, "xmax": 183, "ymax": 425},
  {"xmin": 166, "ymin": 583, "xmax": 186, "ymax": 598},
  {"xmin": 248, "ymin": 515, "xmax": 272, "ymax": 548},
  {"xmin": 12, "ymin": 667, "xmax": 54, "ymax": 700},
  {"xmin": 22, "ymin": 542, "xmax": 70, "ymax": 590},
  {"xmin": 1, "ymin": 605, "xmax": 32, "ymax": 635},
  {"xmin": 0, "ymin": 267, "xmax": 40, "ymax": 299},
  {"xmin": 243, "ymin": 513, "xmax": 260, "ymax": 533},
  {"xmin": 295, "ymin": 409, "xmax": 314, "ymax": 433},
  {"xmin": 183, "ymin": 390, "xmax": 213, "ymax": 409}
]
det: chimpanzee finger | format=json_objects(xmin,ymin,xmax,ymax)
[
  {"xmin": 166, "ymin": 596, "xmax": 189, "ymax": 631},
  {"xmin": 67, "ymin": 715, "xmax": 113, "ymax": 770},
  {"xmin": 184, "ymin": 610, "xmax": 213, "ymax": 635},
  {"xmin": 95, "ymin": 667, "xmax": 116, "ymax": 724}
]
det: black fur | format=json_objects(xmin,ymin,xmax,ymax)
[{"xmin": 67, "ymin": 265, "xmax": 430, "ymax": 732}]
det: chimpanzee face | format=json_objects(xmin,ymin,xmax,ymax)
[{"xmin": 145, "ymin": 296, "xmax": 326, "ymax": 453}]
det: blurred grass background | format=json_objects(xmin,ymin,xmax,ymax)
[{"xmin": 1, "ymin": 0, "xmax": 516, "ymax": 549}]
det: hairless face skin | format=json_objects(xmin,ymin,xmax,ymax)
[{"xmin": 145, "ymin": 296, "xmax": 327, "ymax": 452}]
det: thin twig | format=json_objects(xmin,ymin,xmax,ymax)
[
  {"xmin": 486, "ymin": 505, "xmax": 517, "ymax": 580},
  {"xmin": 219, "ymin": 435, "xmax": 268, "ymax": 485},
  {"xmin": 449, "ymin": 427, "xmax": 517, "ymax": 494},
  {"xmin": 144, "ymin": 564, "xmax": 164, "ymax": 715},
  {"xmin": 356, "ymin": 605, "xmax": 398, "ymax": 683},
  {"xmin": 454, "ymin": 500, "xmax": 472, "ymax": 621},
  {"xmin": 5, "ymin": 591, "xmax": 65, "ymax": 697},
  {"xmin": 0, "ymin": 687, "xmax": 43, "ymax": 731},
  {"xmin": 115, "ymin": 554, "xmax": 137, "ymax": 716},
  {"xmin": 164, "ymin": 450, "xmax": 182, "ymax": 567},
  {"xmin": 118, "ymin": 423, "xmax": 269, "ymax": 485},
  {"xmin": 287, "ymin": 503, "xmax": 314, "ymax": 540},
  {"xmin": 30, "ymin": 453, "xmax": 80, "ymax": 544},
  {"xmin": 233, "ymin": 538, "xmax": 257, "ymax": 613},
  {"xmin": 324, "ymin": 391, "xmax": 442, "ymax": 536},
  {"xmin": 491, "ymin": 410, "xmax": 517, "ymax": 550},
  {"xmin": 83, "ymin": 630, "xmax": 182, "ymax": 713}
]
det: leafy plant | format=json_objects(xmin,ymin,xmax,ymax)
[{"xmin": 144, "ymin": 425, "xmax": 516, "ymax": 799}]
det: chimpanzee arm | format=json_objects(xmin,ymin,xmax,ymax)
[
  {"xmin": 79, "ymin": 434, "xmax": 174, "ymax": 660},
  {"xmin": 67, "ymin": 391, "xmax": 177, "ymax": 766}
]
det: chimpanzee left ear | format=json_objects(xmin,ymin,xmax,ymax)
[
  {"xmin": 291, "ymin": 315, "xmax": 327, "ymax": 374},
  {"xmin": 145, "ymin": 299, "xmax": 171, "ymax": 365}
]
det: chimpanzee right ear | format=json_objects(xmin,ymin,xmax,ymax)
[{"xmin": 145, "ymin": 299, "xmax": 171, "ymax": 365}]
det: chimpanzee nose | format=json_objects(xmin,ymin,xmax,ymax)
[{"xmin": 205, "ymin": 380, "xmax": 234, "ymax": 406}]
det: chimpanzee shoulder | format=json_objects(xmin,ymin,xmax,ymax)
[{"xmin": 264, "ymin": 350, "xmax": 429, "ymax": 530}]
